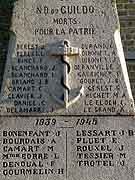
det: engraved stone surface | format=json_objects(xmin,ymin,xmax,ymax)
[
  {"xmin": 0, "ymin": 0, "xmax": 135, "ymax": 180},
  {"xmin": 0, "ymin": 0, "xmax": 134, "ymax": 115}
]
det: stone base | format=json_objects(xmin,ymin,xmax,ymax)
[{"xmin": 0, "ymin": 115, "xmax": 135, "ymax": 180}]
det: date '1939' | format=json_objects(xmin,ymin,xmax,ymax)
[{"xmin": 35, "ymin": 118, "xmax": 57, "ymax": 126}]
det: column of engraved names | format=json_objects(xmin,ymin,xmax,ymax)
[
  {"xmin": 74, "ymin": 125, "xmax": 135, "ymax": 168},
  {"xmin": 8, "ymin": 44, "xmax": 54, "ymax": 113},
  {"xmin": 74, "ymin": 42, "xmax": 126, "ymax": 113},
  {"xmin": 1, "ymin": 127, "xmax": 65, "ymax": 176}
]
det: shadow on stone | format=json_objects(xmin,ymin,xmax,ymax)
[
  {"xmin": 1, "ymin": 40, "xmax": 74, "ymax": 113},
  {"xmin": 0, "ymin": 0, "xmax": 18, "ymax": 92}
]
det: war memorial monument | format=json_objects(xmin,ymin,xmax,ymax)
[{"xmin": 0, "ymin": 0, "xmax": 135, "ymax": 180}]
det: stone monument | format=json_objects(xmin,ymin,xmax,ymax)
[{"xmin": 0, "ymin": 0, "xmax": 135, "ymax": 179}]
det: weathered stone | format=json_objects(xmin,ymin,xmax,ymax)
[
  {"xmin": 0, "ymin": 0, "xmax": 135, "ymax": 180},
  {"xmin": 0, "ymin": 0, "xmax": 134, "ymax": 115}
]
